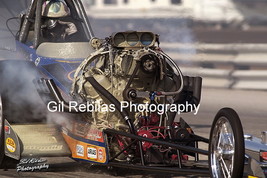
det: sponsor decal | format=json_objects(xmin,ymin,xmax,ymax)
[
  {"xmin": 35, "ymin": 57, "xmax": 41, "ymax": 66},
  {"xmin": 6, "ymin": 137, "xmax": 16, "ymax": 153},
  {"xmin": 17, "ymin": 158, "xmax": 49, "ymax": 172},
  {"xmin": 4, "ymin": 125, "xmax": 10, "ymax": 134},
  {"xmin": 98, "ymin": 148, "xmax": 104, "ymax": 161},
  {"xmin": 76, "ymin": 144, "xmax": 84, "ymax": 157},
  {"xmin": 62, "ymin": 132, "xmax": 107, "ymax": 163},
  {"xmin": 87, "ymin": 146, "xmax": 97, "ymax": 160},
  {"xmin": 86, "ymin": 128, "xmax": 104, "ymax": 142},
  {"xmin": 73, "ymin": 122, "xmax": 88, "ymax": 137},
  {"xmin": 72, "ymin": 122, "xmax": 104, "ymax": 142}
]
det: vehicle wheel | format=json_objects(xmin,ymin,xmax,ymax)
[{"xmin": 209, "ymin": 108, "xmax": 244, "ymax": 178}]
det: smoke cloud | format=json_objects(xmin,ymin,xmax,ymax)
[{"xmin": 0, "ymin": 60, "xmax": 47, "ymax": 123}]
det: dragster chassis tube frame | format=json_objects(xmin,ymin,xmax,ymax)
[
  {"xmin": 44, "ymin": 78, "xmax": 210, "ymax": 171},
  {"xmin": 107, "ymin": 162, "xmax": 210, "ymax": 176},
  {"xmin": 45, "ymin": 79, "xmax": 86, "ymax": 113},
  {"xmin": 104, "ymin": 129, "xmax": 209, "ymax": 156},
  {"xmin": 72, "ymin": 0, "xmax": 94, "ymax": 39},
  {"xmin": 104, "ymin": 128, "xmax": 210, "ymax": 176}
]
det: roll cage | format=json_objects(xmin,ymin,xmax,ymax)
[{"xmin": 17, "ymin": 0, "xmax": 94, "ymax": 48}]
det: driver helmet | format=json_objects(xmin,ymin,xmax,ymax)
[{"xmin": 42, "ymin": 0, "xmax": 70, "ymax": 18}]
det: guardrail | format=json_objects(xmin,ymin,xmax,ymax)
[{"xmin": 160, "ymin": 43, "xmax": 267, "ymax": 90}]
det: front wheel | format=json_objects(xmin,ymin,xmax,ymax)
[{"xmin": 209, "ymin": 108, "xmax": 244, "ymax": 178}]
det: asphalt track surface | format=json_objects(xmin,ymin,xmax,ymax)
[{"xmin": 0, "ymin": 87, "xmax": 266, "ymax": 178}]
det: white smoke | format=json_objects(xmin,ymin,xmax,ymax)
[{"xmin": 0, "ymin": 60, "xmax": 47, "ymax": 123}]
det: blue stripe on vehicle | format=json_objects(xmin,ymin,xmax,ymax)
[{"xmin": 72, "ymin": 157, "xmax": 108, "ymax": 164}]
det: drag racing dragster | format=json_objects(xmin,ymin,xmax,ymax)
[{"xmin": 0, "ymin": 0, "xmax": 267, "ymax": 177}]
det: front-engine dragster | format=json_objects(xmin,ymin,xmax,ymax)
[
  {"xmin": 39, "ymin": 31, "xmax": 247, "ymax": 177},
  {"xmin": 1, "ymin": 0, "xmax": 266, "ymax": 177}
]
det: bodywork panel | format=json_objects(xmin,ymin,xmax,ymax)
[
  {"xmin": 4, "ymin": 120, "xmax": 20, "ymax": 160},
  {"xmin": 11, "ymin": 124, "xmax": 71, "ymax": 157}
]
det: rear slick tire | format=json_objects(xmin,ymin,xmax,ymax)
[{"xmin": 209, "ymin": 108, "xmax": 244, "ymax": 178}]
